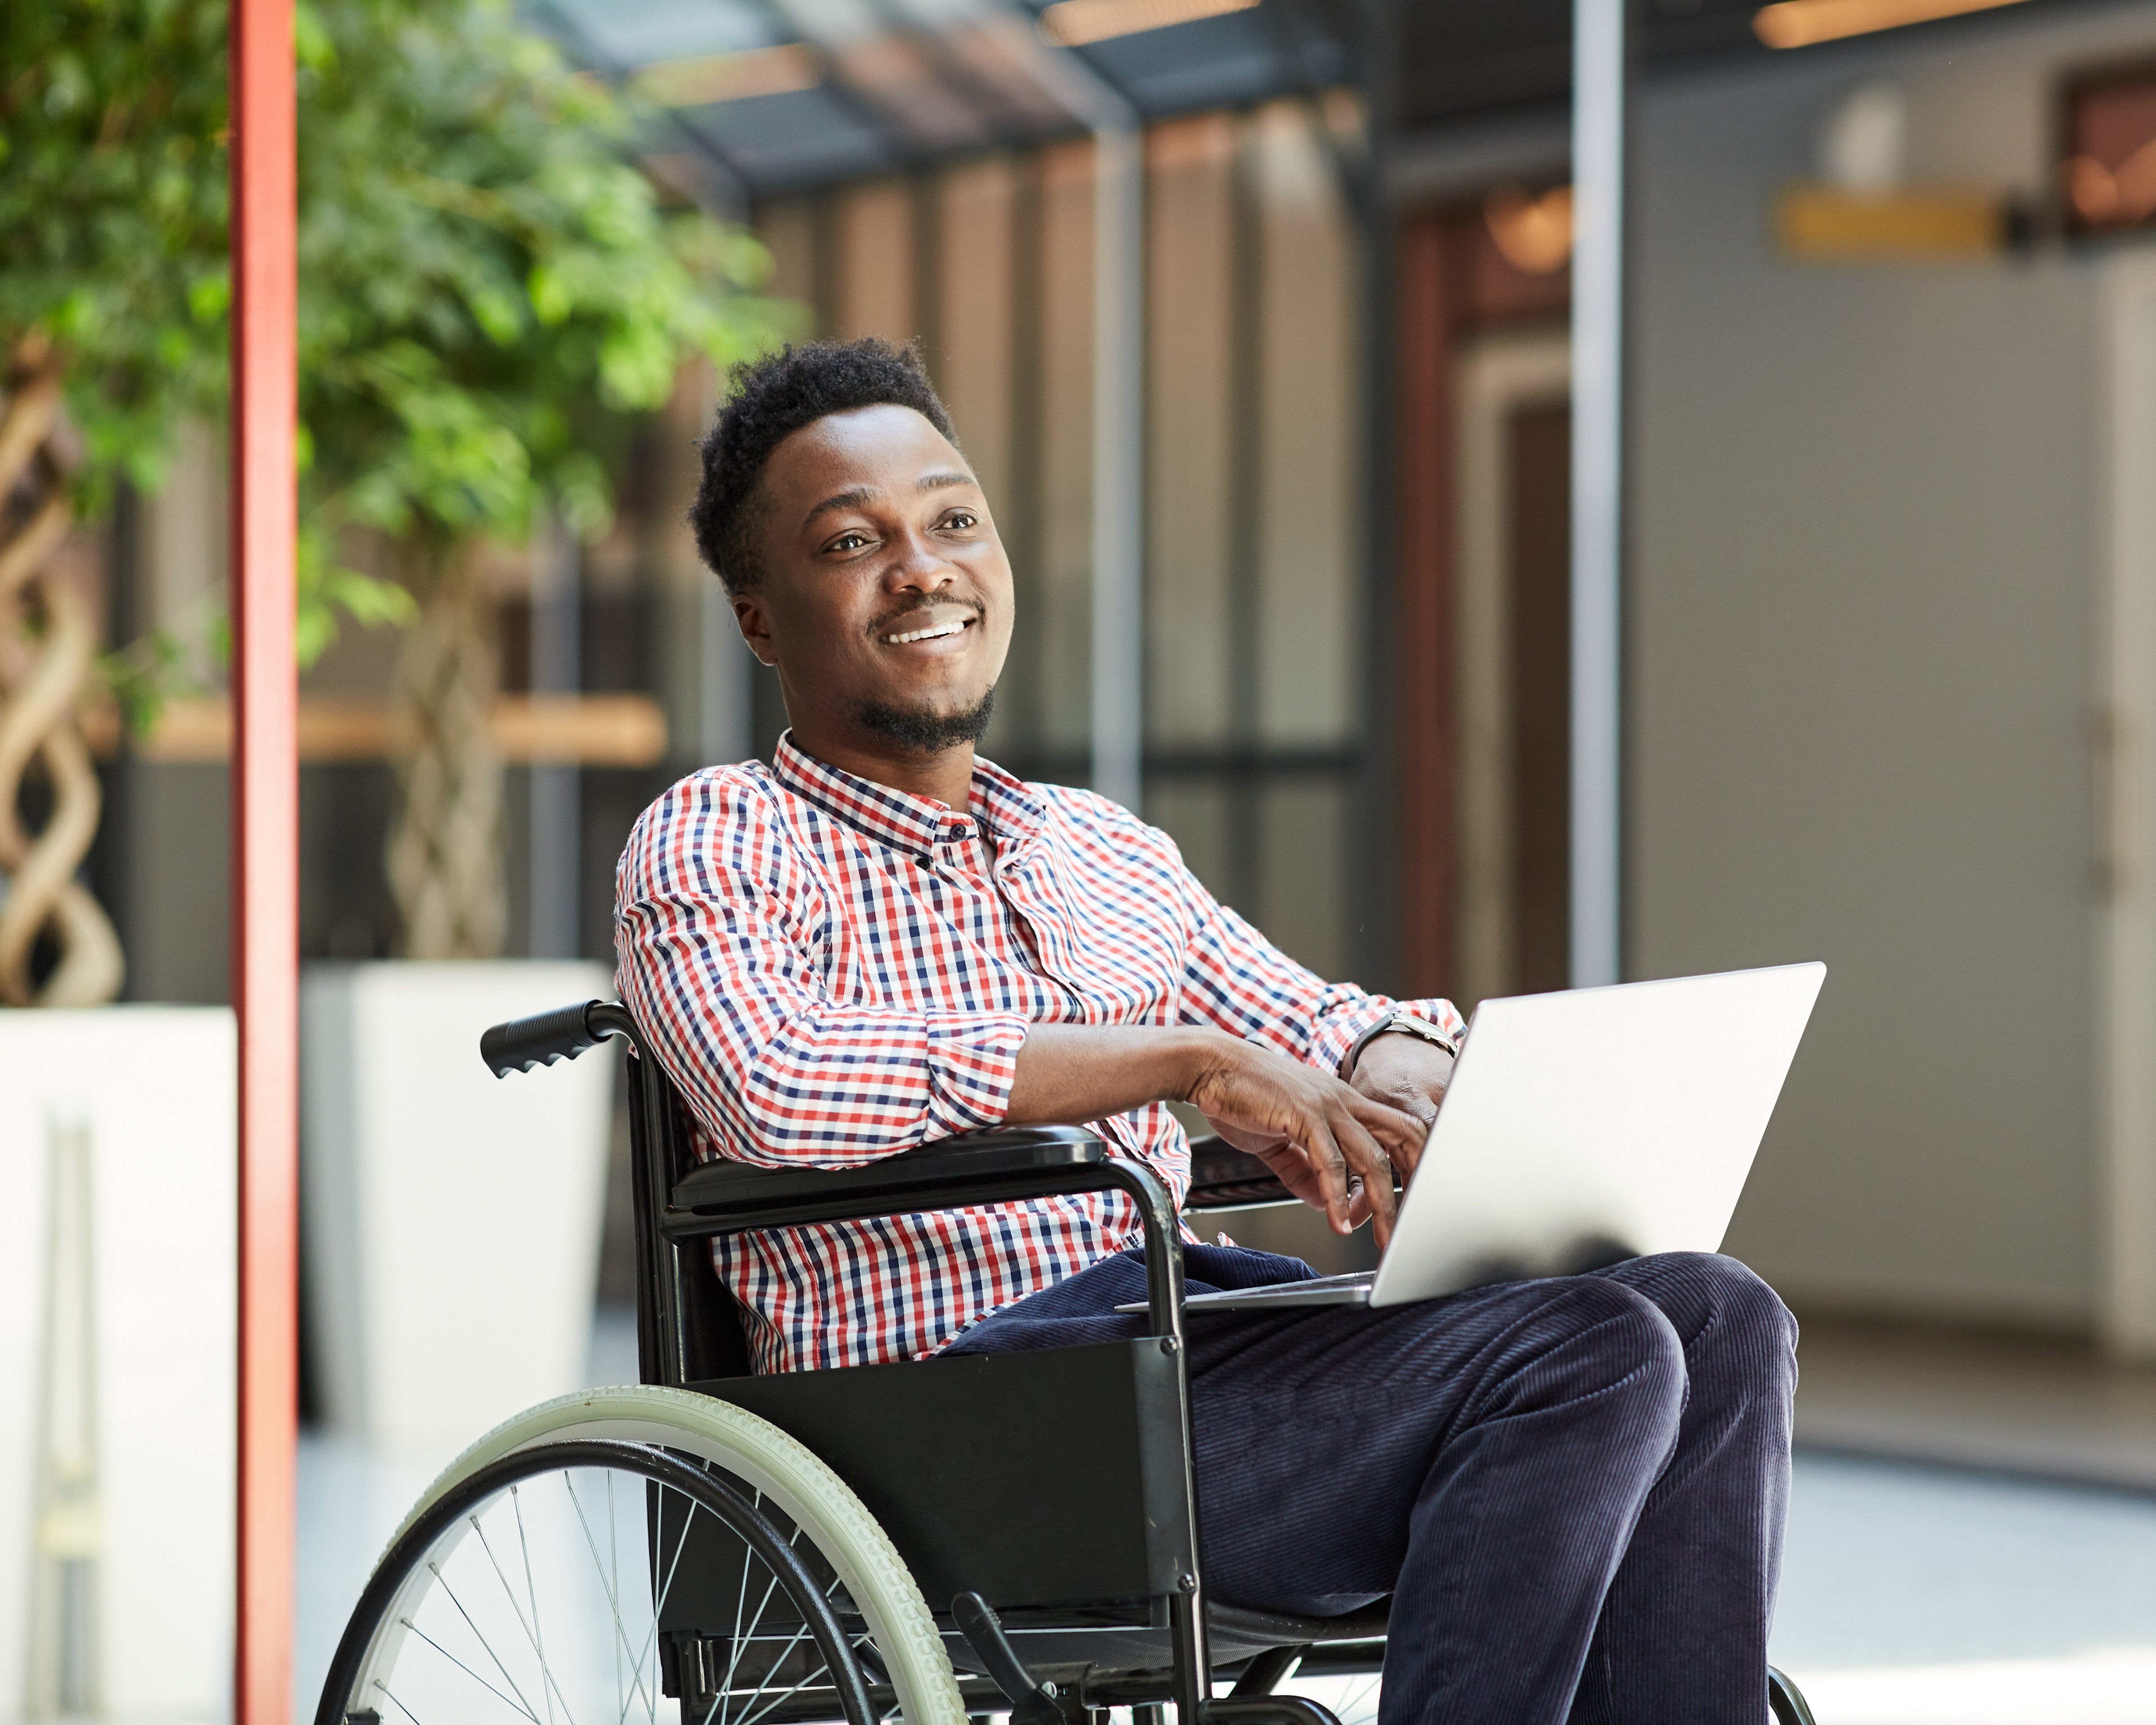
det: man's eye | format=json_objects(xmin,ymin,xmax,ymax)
[
  {"xmin": 830, "ymin": 532, "xmax": 870, "ymax": 552},
  {"xmin": 942, "ymin": 511, "xmax": 978, "ymax": 531}
]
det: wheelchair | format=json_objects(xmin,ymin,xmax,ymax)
[{"xmin": 317, "ymin": 998, "xmax": 1822, "ymax": 1725}]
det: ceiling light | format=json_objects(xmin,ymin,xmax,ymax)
[
  {"xmin": 1484, "ymin": 184, "xmax": 1574, "ymax": 276},
  {"xmin": 1037, "ymin": 0, "xmax": 1258, "ymax": 50},
  {"xmin": 1754, "ymin": 0, "xmax": 2030, "ymax": 50}
]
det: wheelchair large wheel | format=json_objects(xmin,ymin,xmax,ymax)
[{"xmin": 318, "ymin": 1386, "xmax": 964, "ymax": 1725}]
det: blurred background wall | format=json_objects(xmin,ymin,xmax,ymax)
[{"xmin": 1634, "ymin": 1, "xmax": 2156, "ymax": 1330}]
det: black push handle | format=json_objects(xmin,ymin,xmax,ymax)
[
  {"xmin": 951, "ymin": 1592, "xmax": 1061, "ymax": 1725},
  {"xmin": 481, "ymin": 999, "xmax": 635, "ymax": 1077}
]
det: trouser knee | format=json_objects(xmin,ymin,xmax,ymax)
[
  {"xmin": 1471, "ymin": 1278, "xmax": 1690, "ymax": 1451},
  {"xmin": 1607, "ymin": 1251, "xmax": 1797, "ymax": 1394}
]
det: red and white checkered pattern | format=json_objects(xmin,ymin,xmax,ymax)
[{"xmin": 615, "ymin": 732, "xmax": 1462, "ymax": 1372}]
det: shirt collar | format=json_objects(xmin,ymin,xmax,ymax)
[{"xmin": 771, "ymin": 730, "xmax": 1047, "ymax": 860}]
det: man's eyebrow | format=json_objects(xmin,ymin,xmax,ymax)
[
  {"xmin": 801, "ymin": 485, "xmax": 879, "ymax": 528},
  {"xmin": 800, "ymin": 471, "xmax": 976, "ymax": 531}
]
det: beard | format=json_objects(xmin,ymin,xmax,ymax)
[{"xmin": 854, "ymin": 684, "xmax": 996, "ymax": 754}]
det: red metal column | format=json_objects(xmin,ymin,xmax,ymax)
[{"xmin": 230, "ymin": 0, "xmax": 299, "ymax": 1721}]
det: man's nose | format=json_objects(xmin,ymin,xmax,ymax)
[{"xmin": 882, "ymin": 526, "xmax": 958, "ymax": 591}]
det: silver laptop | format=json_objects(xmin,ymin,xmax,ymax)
[{"xmin": 1119, "ymin": 963, "xmax": 1826, "ymax": 1315}]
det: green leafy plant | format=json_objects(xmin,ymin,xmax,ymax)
[{"xmin": 1, "ymin": 0, "xmax": 795, "ymax": 973}]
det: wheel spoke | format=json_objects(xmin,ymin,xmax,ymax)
[
  {"xmin": 469, "ymin": 1519, "xmax": 566, "ymax": 1704},
  {"xmin": 375, "ymin": 1676, "xmax": 429, "ymax": 1725},
  {"xmin": 514, "ymin": 1485, "xmax": 574, "ymax": 1725},
  {"xmin": 428, "ymin": 1560, "xmax": 547, "ymax": 1725},
  {"xmin": 732, "ymin": 1622, "xmax": 819, "ymax": 1725},
  {"xmin": 715, "ymin": 1569, "xmax": 784, "ymax": 1725},
  {"xmin": 720, "ymin": 1511, "xmax": 849, "ymax": 1725},
  {"xmin": 605, "ymin": 1473, "xmax": 640, "ymax": 1725},
  {"xmin": 563, "ymin": 1470, "xmax": 656, "ymax": 1725},
  {"xmin": 397, "ymin": 1612, "xmax": 543, "ymax": 1723},
  {"xmin": 468, "ymin": 1508, "xmax": 582, "ymax": 1725},
  {"xmin": 617, "ymin": 1485, "xmax": 702, "ymax": 1725},
  {"xmin": 735, "ymin": 1647, "xmax": 832, "ymax": 1725},
  {"xmin": 716, "ymin": 1492, "xmax": 763, "ymax": 1725}
]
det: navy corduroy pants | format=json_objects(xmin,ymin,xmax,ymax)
[{"xmin": 944, "ymin": 1245, "xmax": 1796, "ymax": 1725}]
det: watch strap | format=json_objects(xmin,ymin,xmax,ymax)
[{"xmin": 1342, "ymin": 1012, "xmax": 1460, "ymax": 1077}]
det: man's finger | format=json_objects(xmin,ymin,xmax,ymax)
[
  {"xmin": 1332, "ymin": 1108, "xmax": 1398, "ymax": 1247},
  {"xmin": 1249, "ymin": 1134, "xmax": 1330, "ymax": 1211},
  {"xmin": 1294, "ymin": 1111, "xmax": 1352, "ymax": 1233}
]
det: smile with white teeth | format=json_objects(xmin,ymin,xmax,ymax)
[{"xmin": 882, "ymin": 618, "xmax": 971, "ymax": 644}]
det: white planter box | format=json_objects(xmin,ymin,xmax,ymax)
[
  {"xmin": 300, "ymin": 960, "xmax": 616, "ymax": 1468},
  {"xmin": 0, "ymin": 1007, "xmax": 237, "ymax": 1725}
]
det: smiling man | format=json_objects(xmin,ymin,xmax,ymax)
[{"xmin": 615, "ymin": 339, "xmax": 1797, "ymax": 1725}]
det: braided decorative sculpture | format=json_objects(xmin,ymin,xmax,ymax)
[{"xmin": 0, "ymin": 337, "xmax": 125, "ymax": 1008}]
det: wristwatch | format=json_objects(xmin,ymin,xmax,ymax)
[{"xmin": 1343, "ymin": 1012, "xmax": 1461, "ymax": 1077}]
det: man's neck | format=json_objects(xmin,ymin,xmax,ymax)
[{"xmin": 792, "ymin": 727, "xmax": 979, "ymax": 812}]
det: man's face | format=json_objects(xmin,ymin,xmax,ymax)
[{"xmin": 734, "ymin": 404, "xmax": 1014, "ymax": 755}]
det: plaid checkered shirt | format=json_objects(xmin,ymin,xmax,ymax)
[{"xmin": 614, "ymin": 732, "xmax": 1464, "ymax": 1373}]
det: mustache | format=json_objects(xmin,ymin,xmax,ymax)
[{"xmin": 865, "ymin": 594, "xmax": 985, "ymax": 638}]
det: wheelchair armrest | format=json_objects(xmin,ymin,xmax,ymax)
[
  {"xmin": 670, "ymin": 1124, "xmax": 1109, "ymax": 1221},
  {"xmin": 661, "ymin": 1123, "xmax": 1194, "ymax": 1338},
  {"xmin": 669, "ymin": 1128, "xmax": 1297, "ymax": 1223}
]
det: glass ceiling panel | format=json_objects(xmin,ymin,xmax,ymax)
[
  {"xmin": 556, "ymin": 0, "xmax": 2023, "ymax": 203},
  {"xmin": 685, "ymin": 86, "xmax": 897, "ymax": 189},
  {"xmin": 535, "ymin": 0, "xmax": 2087, "ymax": 203}
]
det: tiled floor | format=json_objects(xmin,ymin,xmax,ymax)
[{"xmin": 294, "ymin": 1307, "xmax": 2156, "ymax": 1725}]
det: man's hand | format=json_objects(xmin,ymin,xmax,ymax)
[
  {"xmin": 1184, "ymin": 1039, "xmax": 1426, "ymax": 1247},
  {"xmin": 1003, "ymin": 1022, "xmax": 1428, "ymax": 1247},
  {"xmin": 1345, "ymin": 1031, "xmax": 1456, "ymax": 1194}
]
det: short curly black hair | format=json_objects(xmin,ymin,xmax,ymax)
[{"xmin": 688, "ymin": 338, "xmax": 959, "ymax": 595}]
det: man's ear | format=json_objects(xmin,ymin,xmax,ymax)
[{"xmin": 733, "ymin": 590, "xmax": 779, "ymax": 668}]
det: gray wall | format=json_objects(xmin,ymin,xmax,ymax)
[{"xmin": 1633, "ymin": 2, "xmax": 2156, "ymax": 1325}]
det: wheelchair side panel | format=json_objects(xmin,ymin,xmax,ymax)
[{"xmin": 672, "ymin": 1340, "xmax": 1194, "ymax": 1620}]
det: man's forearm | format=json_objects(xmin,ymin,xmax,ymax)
[{"xmin": 1003, "ymin": 1022, "xmax": 1222, "ymax": 1127}]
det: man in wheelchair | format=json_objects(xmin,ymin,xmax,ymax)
[{"xmin": 613, "ymin": 338, "xmax": 1798, "ymax": 1725}]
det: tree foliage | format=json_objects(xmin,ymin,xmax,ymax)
[
  {"xmin": 1, "ymin": 0, "xmax": 792, "ymax": 671},
  {"xmin": 294, "ymin": 0, "xmax": 789, "ymax": 567},
  {"xmin": 0, "ymin": 0, "xmax": 231, "ymax": 507}
]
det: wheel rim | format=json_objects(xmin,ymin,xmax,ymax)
[{"xmin": 319, "ymin": 1441, "xmax": 880, "ymax": 1725}]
